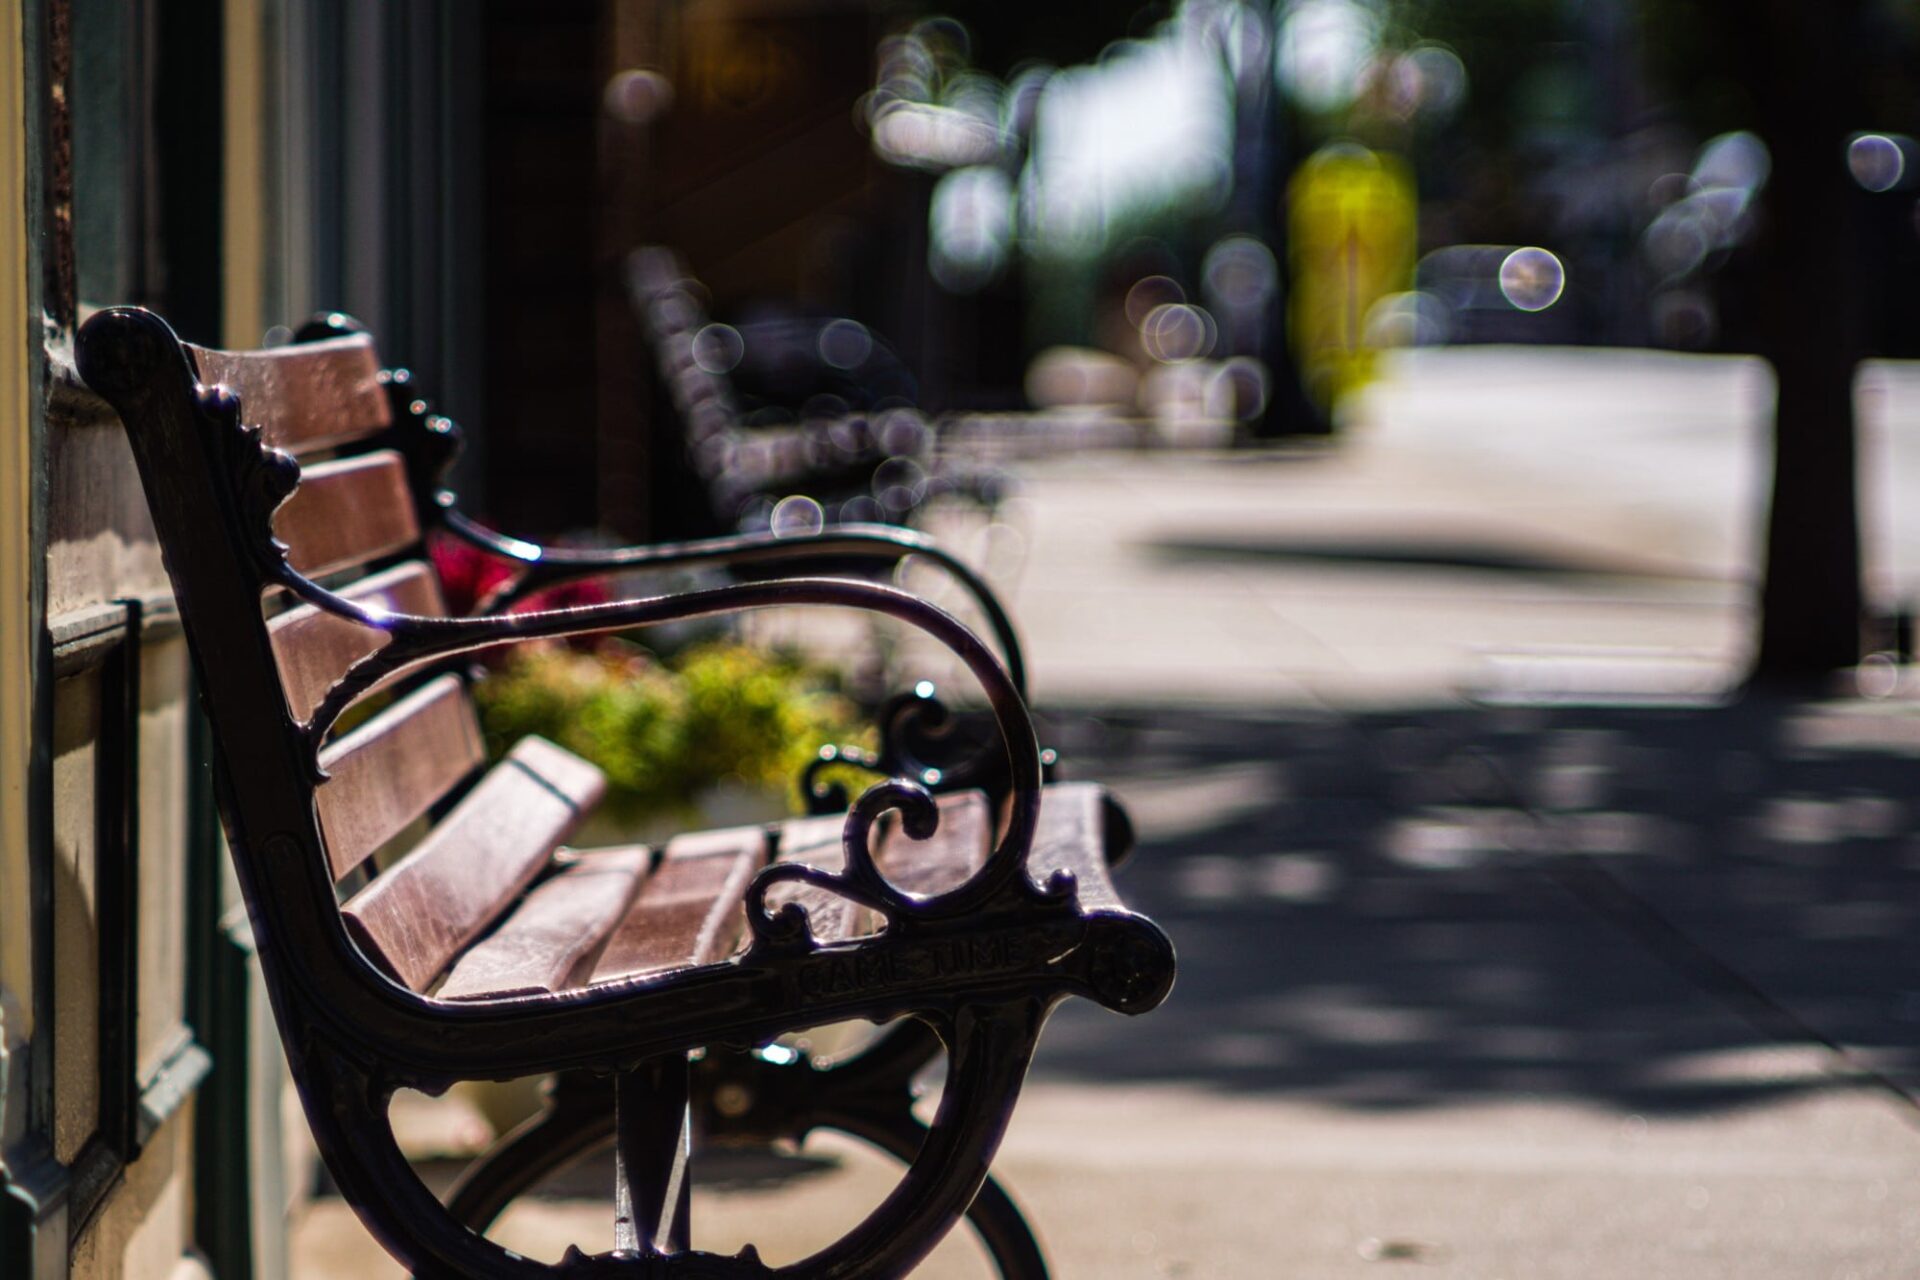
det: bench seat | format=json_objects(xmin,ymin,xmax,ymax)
[{"xmin": 339, "ymin": 734, "xmax": 1128, "ymax": 1004}]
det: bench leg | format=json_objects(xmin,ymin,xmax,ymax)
[
  {"xmin": 446, "ymin": 1074, "xmax": 613, "ymax": 1232},
  {"xmin": 822, "ymin": 1105, "xmax": 1049, "ymax": 1280},
  {"xmin": 446, "ymin": 1023, "xmax": 1052, "ymax": 1277},
  {"xmin": 446, "ymin": 1065, "xmax": 697, "ymax": 1256},
  {"xmin": 783, "ymin": 1000, "xmax": 1048, "ymax": 1276},
  {"xmin": 615, "ymin": 1054, "xmax": 693, "ymax": 1255},
  {"xmin": 798, "ymin": 1019, "xmax": 1050, "ymax": 1278}
]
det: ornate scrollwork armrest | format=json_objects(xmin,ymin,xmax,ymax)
[
  {"xmin": 800, "ymin": 685, "xmax": 1060, "ymax": 815},
  {"xmin": 284, "ymin": 568, "xmax": 1046, "ymax": 927}
]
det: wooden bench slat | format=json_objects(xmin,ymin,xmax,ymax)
[
  {"xmin": 437, "ymin": 847, "xmax": 650, "ymax": 1001},
  {"xmin": 1023, "ymin": 783, "xmax": 1124, "ymax": 911},
  {"xmin": 273, "ymin": 450, "xmax": 420, "ymax": 579},
  {"xmin": 188, "ymin": 334, "xmax": 392, "ymax": 456},
  {"xmin": 269, "ymin": 560, "xmax": 446, "ymax": 723},
  {"xmin": 342, "ymin": 736, "xmax": 608, "ymax": 991},
  {"xmin": 315, "ymin": 674, "xmax": 485, "ymax": 878},
  {"xmin": 589, "ymin": 827, "xmax": 765, "ymax": 984}
]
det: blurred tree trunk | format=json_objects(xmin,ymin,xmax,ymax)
[
  {"xmin": 1236, "ymin": 2, "xmax": 1331, "ymax": 438},
  {"xmin": 1735, "ymin": 0, "xmax": 1868, "ymax": 684}
]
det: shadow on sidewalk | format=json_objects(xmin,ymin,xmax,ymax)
[
  {"xmin": 1033, "ymin": 695, "xmax": 1920, "ymax": 1118},
  {"xmin": 1146, "ymin": 532, "xmax": 1716, "ymax": 583}
]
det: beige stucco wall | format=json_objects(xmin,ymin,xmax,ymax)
[
  {"xmin": 3, "ymin": 8, "xmax": 221, "ymax": 1277},
  {"xmin": 67, "ymin": 1109, "xmax": 197, "ymax": 1280},
  {"xmin": 0, "ymin": 0, "xmax": 37, "ymax": 1113}
]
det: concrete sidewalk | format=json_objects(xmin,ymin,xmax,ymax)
[
  {"xmin": 295, "ymin": 348, "xmax": 1920, "ymax": 1276},
  {"xmin": 943, "ymin": 346, "xmax": 1920, "ymax": 711}
]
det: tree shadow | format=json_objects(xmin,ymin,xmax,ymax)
[
  {"xmin": 1031, "ymin": 696, "xmax": 1920, "ymax": 1117},
  {"xmin": 1146, "ymin": 533, "xmax": 1707, "ymax": 583}
]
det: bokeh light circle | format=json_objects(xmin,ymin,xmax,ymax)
[
  {"xmin": 817, "ymin": 319, "xmax": 874, "ymax": 370},
  {"xmin": 603, "ymin": 69, "xmax": 673, "ymax": 125},
  {"xmin": 769, "ymin": 495, "xmax": 825, "ymax": 537},
  {"xmin": 1202, "ymin": 237, "xmax": 1277, "ymax": 311},
  {"xmin": 1124, "ymin": 276, "xmax": 1185, "ymax": 328},
  {"xmin": 1849, "ymin": 134, "xmax": 1907, "ymax": 193},
  {"xmin": 1498, "ymin": 247, "xmax": 1565, "ymax": 312},
  {"xmin": 691, "ymin": 323, "xmax": 744, "ymax": 374},
  {"xmin": 1141, "ymin": 303, "xmax": 1215, "ymax": 362},
  {"xmin": 872, "ymin": 457, "xmax": 929, "ymax": 517}
]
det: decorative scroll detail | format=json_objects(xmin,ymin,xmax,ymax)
[
  {"xmin": 379, "ymin": 370, "xmax": 465, "ymax": 516},
  {"xmin": 746, "ymin": 768, "xmax": 1084, "ymax": 960},
  {"xmin": 290, "ymin": 315, "xmax": 467, "ymax": 517},
  {"xmin": 877, "ymin": 686, "xmax": 958, "ymax": 786},
  {"xmin": 802, "ymin": 686, "xmax": 1060, "ymax": 816},
  {"xmin": 801, "ymin": 743, "xmax": 884, "ymax": 815},
  {"xmin": 797, "ymin": 688, "xmax": 969, "ymax": 818},
  {"xmin": 748, "ymin": 777, "xmax": 942, "ymax": 947},
  {"xmin": 874, "ymin": 685, "xmax": 1052, "ymax": 793},
  {"xmin": 197, "ymin": 383, "xmax": 302, "ymax": 585}
]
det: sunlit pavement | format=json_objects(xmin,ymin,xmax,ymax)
[
  {"xmin": 296, "ymin": 348, "xmax": 1920, "ymax": 1276},
  {"xmin": 989, "ymin": 347, "xmax": 1920, "ymax": 710}
]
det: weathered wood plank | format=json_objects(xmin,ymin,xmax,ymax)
[
  {"xmin": 188, "ymin": 334, "xmax": 391, "ymax": 456},
  {"xmin": 342, "ymin": 736, "xmax": 607, "ymax": 991},
  {"xmin": 590, "ymin": 827, "xmax": 765, "ymax": 984},
  {"xmin": 272, "ymin": 450, "xmax": 420, "ymax": 579},
  {"xmin": 437, "ymin": 846, "xmax": 650, "ymax": 1001},
  {"xmin": 1022, "ymin": 783, "xmax": 1123, "ymax": 911},
  {"xmin": 268, "ymin": 560, "xmax": 445, "ymax": 723},
  {"xmin": 314, "ymin": 675, "xmax": 484, "ymax": 878}
]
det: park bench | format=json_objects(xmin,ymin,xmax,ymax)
[
  {"xmin": 629, "ymin": 248, "xmax": 1006, "ymax": 538},
  {"xmin": 75, "ymin": 306, "xmax": 1174, "ymax": 1278}
]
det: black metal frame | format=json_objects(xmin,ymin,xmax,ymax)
[
  {"xmin": 445, "ymin": 1026, "xmax": 1050, "ymax": 1278},
  {"xmin": 76, "ymin": 306, "xmax": 1173, "ymax": 1278}
]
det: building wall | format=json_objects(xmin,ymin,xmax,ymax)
[
  {"xmin": 1, "ymin": 3, "xmax": 481, "ymax": 1277},
  {"xmin": 2, "ymin": 2, "xmax": 222, "ymax": 1276}
]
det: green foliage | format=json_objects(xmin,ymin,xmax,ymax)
[{"xmin": 473, "ymin": 640, "xmax": 872, "ymax": 822}]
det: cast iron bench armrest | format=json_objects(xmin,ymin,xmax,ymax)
[
  {"xmin": 290, "ymin": 571, "xmax": 1043, "ymax": 922},
  {"xmin": 440, "ymin": 508, "xmax": 1028, "ymax": 697},
  {"xmin": 265, "ymin": 576, "xmax": 1172, "ymax": 1088},
  {"xmin": 266, "ymin": 572, "xmax": 1162, "ymax": 1076}
]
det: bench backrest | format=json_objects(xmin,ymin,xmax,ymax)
[
  {"xmin": 79, "ymin": 310, "xmax": 602, "ymax": 996},
  {"xmin": 183, "ymin": 334, "xmax": 482, "ymax": 874}
]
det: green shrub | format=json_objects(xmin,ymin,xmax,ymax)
[{"xmin": 473, "ymin": 639, "xmax": 873, "ymax": 822}]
